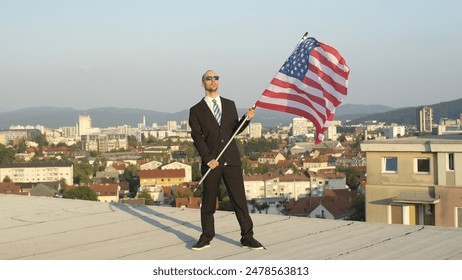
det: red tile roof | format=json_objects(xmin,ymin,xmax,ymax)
[{"xmin": 139, "ymin": 169, "xmax": 185, "ymax": 178}]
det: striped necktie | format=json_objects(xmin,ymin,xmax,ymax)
[{"xmin": 212, "ymin": 99, "xmax": 221, "ymax": 124}]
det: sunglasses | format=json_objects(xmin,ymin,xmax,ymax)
[{"xmin": 204, "ymin": 76, "xmax": 219, "ymax": 81}]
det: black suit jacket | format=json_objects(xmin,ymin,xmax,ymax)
[{"xmin": 189, "ymin": 97, "xmax": 249, "ymax": 171}]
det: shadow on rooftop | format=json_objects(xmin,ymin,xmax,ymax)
[{"xmin": 110, "ymin": 203, "xmax": 240, "ymax": 249}]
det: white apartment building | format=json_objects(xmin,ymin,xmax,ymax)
[
  {"xmin": 292, "ymin": 117, "xmax": 308, "ymax": 136},
  {"xmin": 243, "ymin": 173, "xmax": 280, "ymax": 199},
  {"xmin": 383, "ymin": 125, "xmax": 406, "ymax": 139},
  {"xmin": 0, "ymin": 163, "xmax": 73, "ymax": 185},
  {"xmin": 249, "ymin": 122, "xmax": 262, "ymax": 139},
  {"xmin": 417, "ymin": 106, "xmax": 433, "ymax": 133},
  {"xmin": 81, "ymin": 134, "xmax": 128, "ymax": 152},
  {"xmin": 78, "ymin": 114, "xmax": 92, "ymax": 136},
  {"xmin": 167, "ymin": 121, "xmax": 178, "ymax": 132},
  {"xmin": 61, "ymin": 126, "xmax": 77, "ymax": 138}
]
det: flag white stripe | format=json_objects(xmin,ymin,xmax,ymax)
[
  {"xmin": 309, "ymin": 54, "xmax": 348, "ymax": 88},
  {"xmin": 258, "ymin": 95, "xmax": 325, "ymax": 126},
  {"xmin": 306, "ymin": 70, "xmax": 345, "ymax": 104},
  {"xmin": 265, "ymin": 83, "xmax": 332, "ymax": 115},
  {"xmin": 273, "ymin": 72, "xmax": 337, "ymax": 112},
  {"xmin": 315, "ymin": 46, "xmax": 350, "ymax": 73}
]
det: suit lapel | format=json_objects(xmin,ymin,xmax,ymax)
[{"xmin": 200, "ymin": 99, "xmax": 220, "ymax": 127}]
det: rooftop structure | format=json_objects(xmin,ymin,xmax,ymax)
[{"xmin": 1, "ymin": 194, "xmax": 461, "ymax": 260}]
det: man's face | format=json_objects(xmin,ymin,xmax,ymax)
[{"xmin": 202, "ymin": 71, "xmax": 219, "ymax": 93}]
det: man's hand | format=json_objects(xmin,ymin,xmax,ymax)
[
  {"xmin": 207, "ymin": 159, "xmax": 219, "ymax": 169},
  {"xmin": 246, "ymin": 108, "xmax": 256, "ymax": 121}
]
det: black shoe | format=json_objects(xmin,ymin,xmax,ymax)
[
  {"xmin": 191, "ymin": 239, "xmax": 210, "ymax": 251},
  {"xmin": 241, "ymin": 237, "xmax": 264, "ymax": 250}
]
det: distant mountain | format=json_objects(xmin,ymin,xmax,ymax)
[
  {"xmin": 0, "ymin": 103, "xmax": 395, "ymax": 129},
  {"xmin": 0, "ymin": 107, "xmax": 189, "ymax": 129},
  {"xmin": 349, "ymin": 98, "xmax": 462, "ymax": 125},
  {"xmin": 0, "ymin": 99, "xmax": 459, "ymax": 129}
]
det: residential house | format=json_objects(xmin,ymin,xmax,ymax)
[
  {"xmin": 278, "ymin": 173, "xmax": 311, "ymax": 200},
  {"xmin": 66, "ymin": 183, "xmax": 120, "ymax": 202},
  {"xmin": 0, "ymin": 182, "xmax": 22, "ymax": 195},
  {"xmin": 250, "ymin": 197, "xmax": 286, "ymax": 215},
  {"xmin": 276, "ymin": 160, "xmax": 303, "ymax": 174},
  {"xmin": 307, "ymin": 169, "xmax": 346, "ymax": 197},
  {"xmin": 30, "ymin": 183, "xmax": 59, "ymax": 197},
  {"xmin": 105, "ymin": 162, "xmax": 126, "ymax": 176},
  {"xmin": 140, "ymin": 160, "xmax": 163, "ymax": 170},
  {"xmin": 308, "ymin": 189, "xmax": 356, "ymax": 220},
  {"xmin": 302, "ymin": 155, "xmax": 330, "ymax": 171},
  {"xmin": 284, "ymin": 188, "xmax": 357, "ymax": 220},
  {"xmin": 140, "ymin": 185, "xmax": 164, "ymax": 204},
  {"xmin": 361, "ymin": 136, "xmax": 462, "ymax": 227},
  {"xmin": 91, "ymin": 183, "xmax": 120, "ymax": 202},
  {"xmin": 258, "ymin": 152, "xmax": 286, "ymax": 165},
  {"xmin": 243, "ymin": 173, "xmax": 280, "ymax": 199},
  {"xmin": 118, "ymin": 181, "xmax": 130, "ymax": 197},
  {"xmin": 161, "ymin": 161, "xmax": 192, "ymax": 182},
  {"xmin": 139, "ymin": 169, "xmax": 185, "ymax": 187},
  {"xmin": 290, "ymin": 140, "xmax": 344, "ymax": 155},
  {"xmin": 175, "ymin": 197, "xmax": 203, "ymax": 209},
  {"xmin": 95, "ymin": 170, "xmax": 119, "ymax": 183}
]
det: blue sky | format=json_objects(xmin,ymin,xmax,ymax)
[{"xmin": 1, "ymin": 0, "xmax": 461, "ymax": 112}]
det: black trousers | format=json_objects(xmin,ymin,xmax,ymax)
[{"xmin": 200, "ymin": 164, "xmax": 254, "ymax": 241}]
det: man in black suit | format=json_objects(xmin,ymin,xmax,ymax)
[{"xmin": 188, "ymin": 70, "xmax": 264, "ymax": 251}]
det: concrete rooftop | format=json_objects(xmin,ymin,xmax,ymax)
[{"xmin": 1, "ymin": 194, "xmax": 462, "ymax": 260}]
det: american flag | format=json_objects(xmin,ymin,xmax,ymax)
[{"xmin": 255, "ymin": 35, "xmax": 350, "ymax": 144}]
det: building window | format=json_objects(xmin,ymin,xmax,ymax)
[
  {"xmin": 415, "ymin": 158, "xmax": 430, "ymax": 173},
  {"xmin": 448, "ymin": 153, "xmax": 455, "ymax": 171},
  {"xmin": 383, "ymin": 157, "xmax": 398, "ymax": 173}
]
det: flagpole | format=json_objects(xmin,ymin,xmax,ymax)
[{"xmin": 197, "ymin": 106, "xmax": 255, "ymax": 186}]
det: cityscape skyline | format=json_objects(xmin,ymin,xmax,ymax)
[
  {"xmin": 2, "ymin": 96, "xmax": 462, "ymax": 130},
  {"xmin": 2, "ymin": 1, "xmax": 462, "ymax": 113}
]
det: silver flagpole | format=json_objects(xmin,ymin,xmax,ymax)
[{"xmin": 197, "ymin": 106, "xmax": 255, "ymax": 186}]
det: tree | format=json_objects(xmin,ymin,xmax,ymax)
[
  {"xmin": 255, "ymin": 202, "xmax": 270, "ymax": 214},
  {"xmin": 127, "ymin": 135, "xmax": 139, "ymax": 149},
  {"xmin": 176, "ymin": 188, "xmax": 194, "ymax": 198},
  {"xmin": 348, "ymin": 193, "xmax": 365, "ymax": 221},
  {"xmin": 32, "ymin": 134, "xmax": 48, "ymax": 148},
  {"xmin": 336, "ymin": 166, "xmax": 364, "ymax": 190},
  {"xmin": 2, "ymin": 175, "xmax": 12, "ymax": 182},
  {"xmin": 137, "ymin": 190, "xmax": 155, "ymax": 205},
  {"xmin": 123, "ymin": 164, "xmax": 138, "ymax": 181},
  {"xmin": 288, "ymin": 163, "xmax": 299, "ymax": 174},
  {"xmin": 17, "ymin": 140, "xmax": 27, "ymax": 153},
  {"xmin": 0, "ymin": 144, "xmax": 15, "ymax": 165},
  {"xmin": 64, "ymin": 186, "xmax": 98, "ymax": 201},
  {"xmin": 59, "ymin": 178, "xmax": 67, "ymax": 191},
  {"xmin": 191, "ymin": 162, "xmax": 201, "ymax": 181},
  {"xmin": 73, "ymin": 162, "xmax": 94, "ymax": 184}
]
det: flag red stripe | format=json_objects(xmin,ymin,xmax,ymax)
[
  {"xmin": 310, "ymin": 49, "xmax": 349, "ymax": 80},
  {"xmin": 318, "ymin": 42, "xmax": 349, "ymax": 72},
  {"xmin": 303, "ymin": 75, "xmax": 342, "ymax": 107},
  {"xmin": 260, "ymin": 89, "xmax": 328, "ymax": 123},
  {"xmin": 270, "ymin": 78, "xmax": 330, "ymax": 111},
  {"xmin": 307, "ymin": 63, "xmax": 348, "ymax": 96},
  {"xmin": 255, "ymin": 100, "xmax": 323, "ymax": 132}
]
